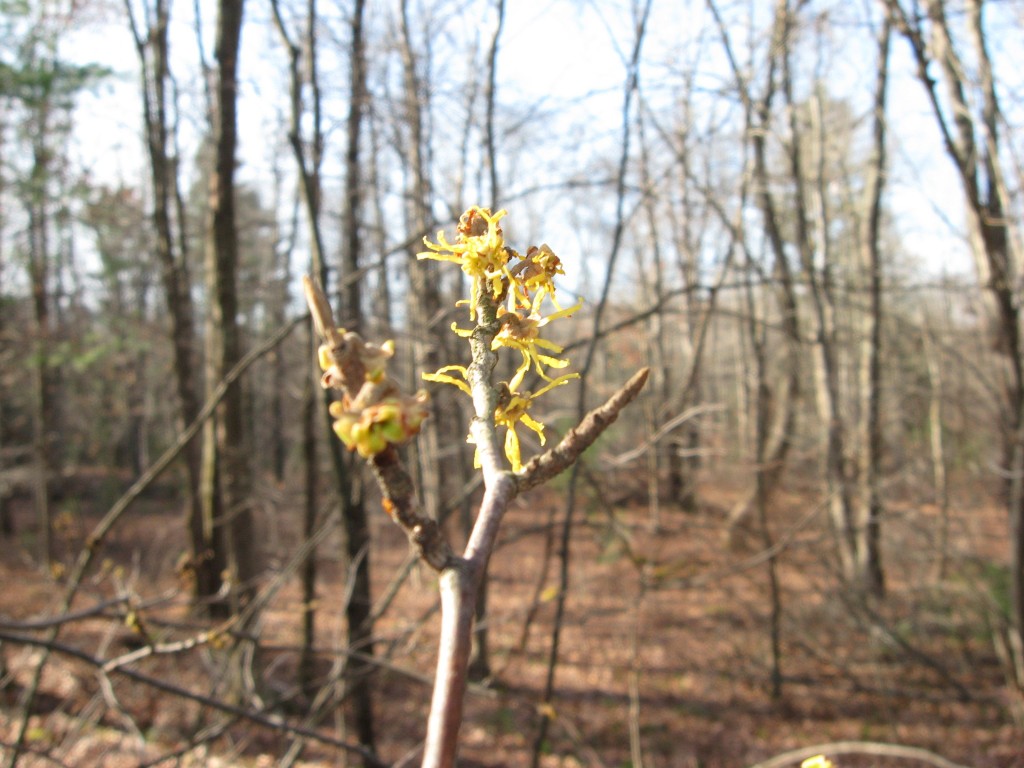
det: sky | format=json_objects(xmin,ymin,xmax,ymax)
[{"xmin": 54, "ymin": 0, "xmax": 984, "ymax": 290}]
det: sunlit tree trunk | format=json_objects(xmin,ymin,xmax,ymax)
[
  {"xmin": 398, "ymin": 0, "xmax": 445, "ymax": 529},
  {"xmin": 126, "ymin": 0, "xmax": 216, "ymax": 605},
  {"xmin": 710, "ymin": 0, "xmax": 801, "ymax": 546},
  {"xmin": 781, "ymin": 40, "xmax": 859, "ymax": 584},
  {"xmin": 854, "ymin": 17, "xmax": 891, "ymax": 598}
]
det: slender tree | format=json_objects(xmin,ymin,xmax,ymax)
[
  {"xmin": 853, "ymin": 15, "xmax": 892, "ymax": 597},
  {"xmin": 0, "ymin": 9, "xmax": 106, "ymax": 563},
  {"xmin": 201, "ymin": 0, "xmax": 256, "ymax": 618},
  {"xmin": 533, "ymin": 2, "xmax": 653, "ymax": 761},
  {"xmin": 125, "ymin": 0, "xmax": 217, "ymax": 604},
  {"xmin": 886, "ymin": 0, "xmax": 1024, "ymax": 685},
  {"xmin": 709, "ymin": 0, "xmax": 802, "ymax": 546},
  {"xmin": 271, "ymin": 0, "xmax": 377, "ymax": 749},
  {"xmin": 336, "ymin": 0, "xmax": 377, "ymax": 750},
  {"xmin": 398, "ymin": 0, "xmax": 446, "ymax": 527}
]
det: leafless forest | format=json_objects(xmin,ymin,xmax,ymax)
[{"xmin": 1, "ymin": 0, "xmax": 1024, "ymax": 765}]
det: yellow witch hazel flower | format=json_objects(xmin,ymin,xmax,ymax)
[
  {"xmin": 421, "ymin": 364, "xmax": 472, "ymax": 396},
  {"xmin": 496, "ymin": 378, "xmax": 575, "ymax": 472},
  {"xmin": 421, "ymin": 206, "xmax": 583, "ymax": 473},
  {"xmin": 314, "ymin": 323, "xmax": 428, "ymax": 458},
  {"xmin": 418, "ymin": 206, "xmax": 513, "ymax": 319},
  {"xmin": 329, "ymin": 393, "xmax": 429, "ymax": 459},
  {"xmin": 508, "ymin": 243, "xmax": 566, "ymax": 313},
  {"xmin": 419, "ymin": 371, "xmax": 575, "ymax": 472},
  {"xmin": 493, "ymin": 301, "xmax": 583, "ymax": 391}
]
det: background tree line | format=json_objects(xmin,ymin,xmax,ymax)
[{"xmin": 0, "ymin": 0, "xmax": 1022, "ymax": 765}]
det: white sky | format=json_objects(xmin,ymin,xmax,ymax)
[{"xmin": 57, "ymin": 0, "xmax": 984, "ymax": 287}]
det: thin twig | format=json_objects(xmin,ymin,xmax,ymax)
[
  {"xmin": 6, "ymin": 313, "xmax": 307, "ymax": 768},
  {"xmin": 0, "ymin": 629, "xmax": 386, "ymax": 766},
  {"xmin": 517, "ymin": 367, "xmax": 650, "ymax": 493},
  {"xmin": 747, "ymin": 740, "xmax": 974, "ymax": 768}
]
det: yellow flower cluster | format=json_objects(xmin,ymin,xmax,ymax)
[
  {"xmin": 317, "ymin": 331, "xmax": 430, "ymax": 459},
  {"xmin": 419, "ymin": 207, "xmax": 512, "ymax": 320},
  {"xmin": 419, "ymin": 207, "xmax": 581, "ymax": 471},
  {"xmin": 329, "ymin": 394, "xmax": 430, "ymax": 458}
]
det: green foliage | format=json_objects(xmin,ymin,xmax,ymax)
[
  {"xmin": 0, "ymin": 0, "xmax": 110, "ymax": 109},
  {"xmin": 0, "ymin": 59, "xmax": 110, "ymax": 106},
  {"xmin": 979, "ymin": 560, "xmax": 1012, "ymax": 621},
  {"xmin": 485, "ymin": 706, "xmax": 518, "ymax": 735}
]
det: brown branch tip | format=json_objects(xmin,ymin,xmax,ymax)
[
  {"xmin": 517, "ymin": 367, "xmax": 650, "ymax": 492},
  {"xmin": 302, "ymin": 275, "xmax": 449, "ymax": 569}
]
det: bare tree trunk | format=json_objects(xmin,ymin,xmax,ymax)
[
  {"xmin": 854, "ymin": 17, "xmax": 891, "ymax": 598},
  {"xmin": 337, "ymin": 0, "xmax": 377, "ymax": 750},
  {"xmin": 782, "ymin": 38, "xmax": 858, "ymax": 583},
  {"xmin": 126, "ymin": 0, "xmax": 215, "ymax": 605},
  {"xmin": 398, "ymin": 0, "xmax": 445, "ymax": 528},
  {"xmin": 533, "ymin": 2, "xmax": 653, "ymax": 760},
  {"xmin": 743, "ymin": 251, "xmax": 784, "ymax": 699},
  {"xmin": 202, "ymin": 0, "xmax": 256, "ymax": 620},
  {"xmin": 888, "ymin": 0, "xmax": 1024, "ymax": 686},
  {"xmin": 272, "ymin": 0, "xmax": 376, "ymax": 748},
  {"xmin": 298, "ymin": 328, "xmax": 319, "ymax": 696},
  {"xmin": 0, "ymin": 119, "xmax": 9, "ymax": 537},
  {"xmin": 271, "ymin": 0, "xmax": 326, "ymax": 702},
  {"xmin": 27, "ymin": 163, "xmax": 53, "ymax": 564},
  {"xmin": 922, "ymin": 315, "xmax": 950, "ymax": 578},
  {"xmin": 710, "ymin": 0, "xmax": 801, "ymax": 545},
  {"xmin": 339, "ymin": 0, "xmax": 366, "ymax": 329}
]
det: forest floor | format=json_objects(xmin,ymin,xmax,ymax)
[{"xmin": 1, "ymin": 471, "xmax": 1023, "ymax": 767}]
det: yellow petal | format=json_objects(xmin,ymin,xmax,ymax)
[
  {"xmin": 540, "ymin": 297, "xmax": 584, "ymax": 323},
  {"xmin": 536, "ymin": 353, "xmax": 570, "ymax": 369},
  {"xmin": 520, "ymin": 413, "xmax": 546, "ymax": 443},
  {"xmin": 317, "ymin": 345, "xmax": 332, "ymax": 372},
  {"xmin": 532, "ymin": 372, "xmax": 579, "ymax": 399},
  {"xmin": 509, "ymin": 354, "xmax": 530, "ymax": 393},
  {"xmin": 504, "ymin": 428, "xmax": 522, "ymax": 472},
  {"xmin": 422, "ymin": 371, "xmax": 472, "ymax": 396}
]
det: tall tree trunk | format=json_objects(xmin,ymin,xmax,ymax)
[
  {"xmin": 271, "ymin": 0, "xmax": 376, "ymax": 749},
  {"xmin": 922, "ymin": 316, "xmax": 950, "ymax": 578},
  {"xmin": 27, "ymin": 99, "xmax": 54, "ymax": 565},
  {"xmin": 711, "ymin": 0, "xmax": 801, "ymax": 545},
  {"xmin": 783, "ymin": 39, "xmax": 858, "ymax": 583},
  {"xmin": 744, "ymin": 253, "xmax": 784, "ymax": 699},
  {"xmin": 854, "ymin": 17, "xmax": 891, "ymax": 598},
  {"xmin": 398, "ymin": 0, "xmax": 445, "ymax": 528},
  {"xmin": 126, "ymin": 0, "xmax": 215, "ymax": 605},
  {"xmin": 298, "ymin": 327, "xmax": 319, "ymax": 697},
  {"xmin": 202, "ymin": 0, "xmax": 256, "ymax": 619},
  {"xmin": 337, "ymin": 0, "xmax": 377, "ymax": 750},
  {"xmin": 532, "ymin": 3, "xmax": 653, "ymax": 759},
  {"xmin": 0, "ymin": 115, "xmax": 9, "ymax": 537},
  {"xmin": 888, "ymin": 0, "xmax": 1024, "ymax": 686}
]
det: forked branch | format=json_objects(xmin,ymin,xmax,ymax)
[{"xmin": 302, "ymin": 206, "xmax": 648, "ymax": 768}]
